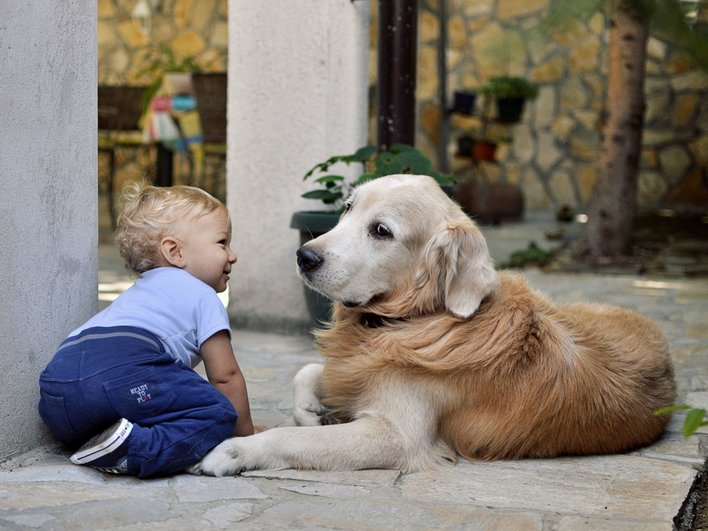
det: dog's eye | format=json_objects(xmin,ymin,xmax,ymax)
[
  {"xmin": 344, "ymin": 201, "xmax": 353, "ymax": 214},
  {"xmin": 370, "ymin": 222, "xmax": 393, "ymax": 239}
]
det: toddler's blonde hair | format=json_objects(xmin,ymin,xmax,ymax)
[{"xmin": 115, "ymin": 181, "xmax": 226, "ymax": 275}]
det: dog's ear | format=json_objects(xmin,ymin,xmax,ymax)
[{"xmin": 425, "ymin": 219, "xmax": 498, "ymax": 318}]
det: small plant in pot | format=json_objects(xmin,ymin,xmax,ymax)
[
  {"xmin": 456, "ymin": 134, "xmax": 476, "ymax": 157},
  {"xmin": 452, "ymin": 90, "xmax": 477, "ymax": 114},
  {"xmin": 137, "ymin": 44, "xmax": 204, "ymax": 112},
  {"xmin": 472, "ymin": 136, "xmax": 498, "ymax": 162},
  {"xmin": 291, "ymin": 144, "xmax": 456, "ymax": 325},
  {"xmin": 480, "ymin": 76, "xmax": 539, "ymax": 124}
]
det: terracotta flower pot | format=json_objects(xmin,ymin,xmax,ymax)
[{"xmin": 473, "ymin": 141, "xmax": 497, "ymax": 162}]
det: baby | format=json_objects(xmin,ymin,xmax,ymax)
[{"xmin": 38, "ymin": 182, "xmax": 255, "ymax": 477}]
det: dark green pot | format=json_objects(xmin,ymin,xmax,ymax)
[
  {"xmin": 290, "ymin": 211, "xmax": 340, "ymax": 326},
  {"xmin": 495, "ymin": 97, "xmax": 526, "ymax": 123}
]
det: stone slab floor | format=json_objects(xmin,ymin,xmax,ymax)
[{"xmin": 1, "ymin": 217, "xmax": 706, "ymax": 530}]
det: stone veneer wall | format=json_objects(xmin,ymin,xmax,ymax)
[
  {"xmin": 97, "ymin": 0, "xmax": 228, "ymax": 195},
  {"xmin": 98, "ymin": 0, "xmax": 228, "ymax": 84},
  {"xmin": 407, "ymin": 0, "xmax": 707, "ymax": 212},
  {"xmin": 98, "ymin": 0, "xmax": 706, "ymax": 213}
]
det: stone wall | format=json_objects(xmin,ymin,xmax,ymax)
[
  {"xmin": 98, "ymin": 0, "xmax": 228, "ymax": 84},
  {"xmin": 99, "ymin": 1, "xmax": 706, "ymax": 213},
  {"xmin": 410, "ymin": 0, "xmax": 707, "ymax": 212},
  {"xmin": 97, "ymin": 0, "xmax": 228, "ymax": 192}
]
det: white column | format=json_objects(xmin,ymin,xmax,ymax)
[
  {"xmin": 227, "ymin": 0, "xmax": 370, "ymax": 330},
  {"xmin": 0, "ymin": 1, "xmax": 98, "ymax": 458}
]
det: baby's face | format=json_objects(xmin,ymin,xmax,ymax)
[{"xmin": 178, "ymin": 209, "xmax": 237, "ymax": 292}]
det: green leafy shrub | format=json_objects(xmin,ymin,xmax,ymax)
[
  {"xmin": 302, "ymin": 144, "xmax": 457, "ymax": 213},
  {"xmin": 479, "ymin": 76, "xmax": 539, "ymax": 99},
  {"xmin": 655, "ymin": 404, "xmax": 707, "ymax": 438}
]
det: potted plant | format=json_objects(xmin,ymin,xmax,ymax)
[
  {"xmin": 452, "ymin": 90, "xmax": 477, "ymax": 114},
  {"xmin": 479, "ymin": 76, "xmax": 539, "ymax": 123},
  {"xmin": 137, "ymin": 44, "xmax": 203, "ymax": 112},
  {"xmin": 472, "ymin": 137, "xmax": 498, "ymax": 162},
  {"xmin": 292, "ymin": 144, "xmax": 456, "ymax": 325},
  {"xmin": 456, "ymin": 134, "xmax": 476, "ymax": 157}
]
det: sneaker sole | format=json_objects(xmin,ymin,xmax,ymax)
[{"xmin": 70, "ymin": 419, "xmax": 133, "ymax": 465}]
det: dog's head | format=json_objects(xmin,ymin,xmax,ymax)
[{"xmin": 296, "ymin": 174, "xmax": 498, "ymax": 319}]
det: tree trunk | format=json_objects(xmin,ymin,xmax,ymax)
[{"xmin": 575, "ymin": 0, "xmax": 650, "ymax": 259}]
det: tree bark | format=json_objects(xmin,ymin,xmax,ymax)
[{"xmin": 575, "ymin": 0, "xmax": 650, "ymax": 259}]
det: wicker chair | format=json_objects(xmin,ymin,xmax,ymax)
[
  {"xmin": 98, "ymin": 85, "xmax": 150, "ymax": 227},
  {"xmin": 192, "ymin": 73, "xmax": 227, "ymax": 201}
]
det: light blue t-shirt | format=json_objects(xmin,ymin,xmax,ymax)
[{"xmin": 71, "ymin": 267, "xmax": 230, "ymax": 368}]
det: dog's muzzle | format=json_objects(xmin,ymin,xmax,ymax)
[{"xmin": 296, "ymin": 246, "xmax": 324, "ymax": 274}]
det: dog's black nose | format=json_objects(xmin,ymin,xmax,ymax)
[{"xmin": 296, "ymin": 246, "xmax": 324, "ymax": 273}]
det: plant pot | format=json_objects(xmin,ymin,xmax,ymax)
[
  {"xmin": 450, "ymin": 180, "xmax": 524, "ymax": 225},
  {"xmin": 473, "ymin": 141, "xmax": 497, "ymax": 162},
  {"xmin": 456, "ymin": 135, "xmax": 476, "ymax": 157},
  {"xmin": 495, "ymin": 97, "xmax": 526, "ymax": 123},
  {"xmin": 164, "ymin": 72, "xmax": 193, "ymax": 96},
  {"xmin": 290, "ymin": 211, "xmax": 340, "ymax": 326},
  {"xmin": 452, "ymin": 90, "xmax": 476, "ymax": 114}
]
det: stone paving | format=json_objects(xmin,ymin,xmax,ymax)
[{"xmin": 1, "ymin": 219, "xmax": 706, "ymax": 530}]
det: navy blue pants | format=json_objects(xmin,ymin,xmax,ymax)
[{"xmin": 38, "ymin": 326, "xmax": 238, "ymax": 478}]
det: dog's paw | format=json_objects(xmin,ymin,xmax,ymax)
[
  {"xmin": 190, "ymin": 439, "xmax": 248, "ymax": 477},
  {"xmin": 293, "ymin": 402, "xmax": 331, "ymax": 426},
  {"xmin": 293, "ymin": 363, "xmax": 327, "ymax": 426}
]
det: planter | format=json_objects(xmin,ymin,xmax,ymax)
[
  {"xmin": 290, "ymin": 211, "xmax": 340, "ymax": 326},
  {"xmin": 450, "ymin": 180, "xmax": 524, "ymax": 225},
  {"xmin": 452, "ymin": 90, "xmax": 476, "ymax": 114},
  {"xmin": 456, "ymin": 135, "xmax": 476, "ymax": 157},
  {"xmin": 495, "ymin": 97, "xmax": 526, "ymax": 123},
  {"xmin": 473, "ymin": 141, "xmax": 498, "ymax": 162},
  {"xmin": 163, "ymin": 72, "xmax": 193, "ymax": 96}
]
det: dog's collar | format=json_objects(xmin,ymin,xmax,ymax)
[{"xmin": 360, "ymin": 313, "xmax": 397, "ymax": 329}]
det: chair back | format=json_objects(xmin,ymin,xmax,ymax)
[
  {"xmin": 192, "ymin": 73, "xmax": 227, "ymax": 144},
  {"xmin": 98, "ymin": 85, "xmax": 147, "ymax": 131}
]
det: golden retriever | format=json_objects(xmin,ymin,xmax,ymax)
[{"xmin": 192, "ymin": 174, "xmax": 676, "ymax": 475}]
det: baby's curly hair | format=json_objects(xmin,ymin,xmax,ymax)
[{"xmin": 115, "ymin": 181, "xmax": 226, "ymax": 275}]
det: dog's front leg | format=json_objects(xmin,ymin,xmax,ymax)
[
  {"xmin": 292, "ymin": 363, "xmax": 329, "ymax": 426},
  {"xmin": 190, "ymin": 416, "xmax": 405, "ymax": 476}
]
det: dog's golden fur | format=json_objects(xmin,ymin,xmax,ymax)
[
  {"xmin": 193, "ymin": 174, "xmax": 676, "ymax": 476},
  {"xmin": 317, "ymin": 272, "xmax": 674, "ymax": 460}
]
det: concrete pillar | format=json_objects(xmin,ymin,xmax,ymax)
[
  {"xmin": 227, "ymin": 0, "xmax": 370, "ymax": 331},
  {"xmin": 0, "ymin": 1, "xmax": 97, "ymax": 460}
]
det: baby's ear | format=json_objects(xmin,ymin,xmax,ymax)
[
  {"xmin": 425, "ymin": 219, "xmax": 498, "ymax": 318},
  {"xmin": 160, "ymin": 237, "xmax": 185, "ymax": 268}
]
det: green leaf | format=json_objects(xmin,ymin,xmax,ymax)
[
  {"xmin": 389, "ymin": 143, "xmax": 417, "ymax": 153},
  {"xmin": 654, "ymin": 404, "xmax": 692, "ymax": 416},
  {"xmin": 301, "ymin": 190, "xmax": 343, "ymax": 202},
  {"xmin": 302, "ymin": 143, "xmax": 459, "ymax": 207},
  {"xmin": 430, "ymin": 170, "xmax": 458, "ymax": 186},
  {"xmin": 313, "ymin": 175, "xmax": 345, "ymax": 185},
  {"xmin": 303, "ymin": 163, "xmax": 326, "ymax": 180},
  {"xmin": 683, "ymin": 408, "xmax": 707, "ymax": 438},
  {"xmin": 349, "ymin": 145, "xmax": 377, "ymax": 162},
  {"xmin": 374, "ymin": 152, "xmax": 406, "ymax": 176},
  {"xmin": 303, "ymin": 157, "xmax": 345, "ymax": 180},
  {"xmin": 395, "ymin": 149, "xmax": 433, "ymax": 174}
]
